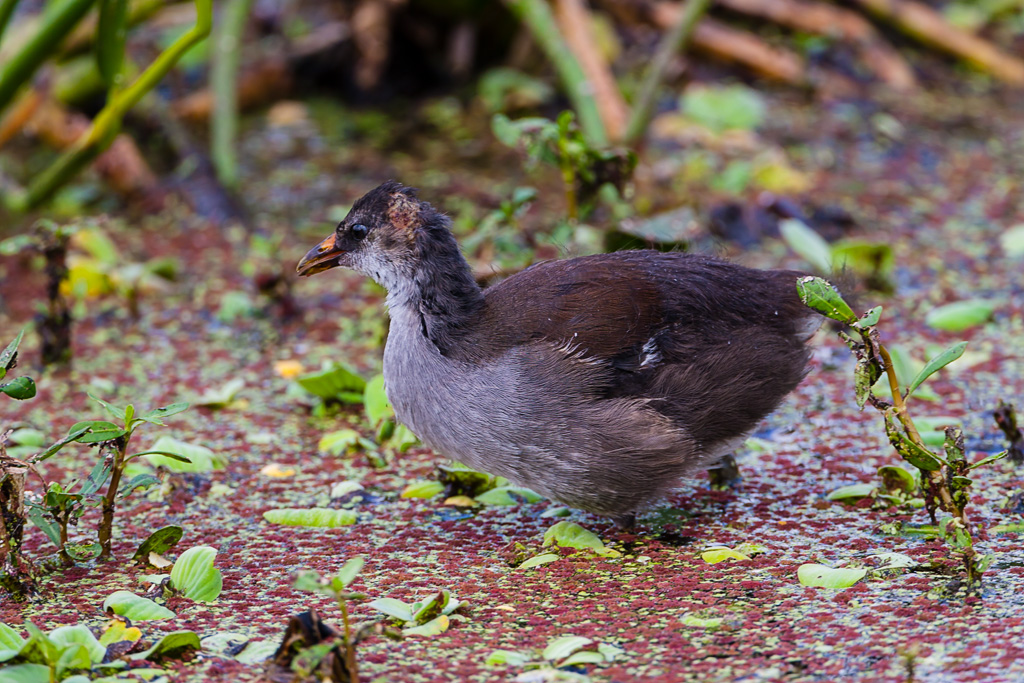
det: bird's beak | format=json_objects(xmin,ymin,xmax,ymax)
[{"xmin": 296, "ymin": 233, "xmax": 344, "ymax": 277}]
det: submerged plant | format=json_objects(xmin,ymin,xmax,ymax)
[{"xmin": 798, "ymin": 277, "xmax": 1008, "ymax": 584}]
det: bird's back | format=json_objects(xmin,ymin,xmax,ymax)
[{"xmin": 468, "ymin": 250, "xmax": 817, "ymax": 445}]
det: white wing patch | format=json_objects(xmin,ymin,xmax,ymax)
[{"xmin": 639, "ymin": 336, "xmax": 662, "ymax": 369}]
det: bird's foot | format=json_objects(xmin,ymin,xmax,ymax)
[{"xmin": 707, "ymin": 452, "xmax": 743, "ymax": 490}]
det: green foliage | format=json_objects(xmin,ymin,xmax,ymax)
[
  {"xmin": 797, "ymin": 564, "xmax": 867, "ymax": 588},
  {"xmin": 262, "ymin": 508, "xmax": 357, "ymax": 527},
  {"xmin": 543, "ymin": 521, "xmax": 619, "ymax": 557},
  {"xmin": 680, "ymin": 83, "xmax": 766, "ymax": 133},
  {"xmin": 492, "ymin": 111, "xmax": 635, "ymax": 223},
  {"xmin": 0, "ymin": 618, "xmax": 197, "ymax": 681},
  {"xmin": 25, "ymin": 394, "xmax": 190, "ymax": 563},
  {"xmin": 800, "ymin": 276, "xmax": 1008, "ymax": 583},
  {"xmin": 478, "ymin": 67, "xmax": 553, "ymax": 113},
  {"xmin": 0, "ymin": 330, "xmax": 36, "ymax": 400},
  {"xmin": 2, "ymin": 0, "xmax": 212, "ymax": 210},
  {"xmin": 924, "ymin": 299, "xmax": 997, "ymax": 331},
  {"xmin": 102, "ymin": 591, "xmax": 175, "ymax": 621},
  {"xmin": 369, "ymin": 589, "xmax": 463, "ymax": 636},
  {"xmin": 487, "ymin": 635, "xmax": 625, "ymax": 674},
  {"xmin": 169, "ymin": 545, "xmax": 223, "ymax": 602}
]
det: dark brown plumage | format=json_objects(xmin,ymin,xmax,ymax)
[{"xmin": 298, "ymin": 182, "xmax": 820, "ymax": 524}]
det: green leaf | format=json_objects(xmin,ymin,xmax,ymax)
[
  {"xmin": 518, "ymin": 552, "xmax": 560, "ymax": 570},
  {"xmin": 318, "ymin": 429, "xmax": 363, "ymax": 455},
  {"xmin": 991, "ymin": 521, "xmax": 1024, "ymax": 534},
  {"xmin": 102, "ymin": 591, "xmax": 175, "ymax": 620},
  {"xmin": 145, "ymin": 436, "xmax": 224, "ymax": 473},
  {"xmin": 869, "ymin": 552, "xmax": 917, "ymax": 570},
  {"xmin": 967, "ymin": 450, "xmax": 1009, "ymax": 471},
  {"xmin": 233, "ymin": 640, "xmax": 277, "ymax": 664},
  {"xmin": 925, "ymin": 300, "xmax": 996, "ymax": 331},
  {"xmin": 25, "ymin": 507, "xmax": 61, "ymax": 549},
  {"xmin": 1000, "ymin": 223, "xmax": 1024, "ymax": 257},
  {"xmin": 48, "ymin": 624, "xmax": 105, "ymax": 664},
  {"xmin": 0, "ymin": 623, "xmax": 25, "ymax": 662},
  {"xmin": 542, "ymin": 635, "xmax": 592, "ymax": 661},
  {"xmin": 96, "ymin": 0, "xmax": 129, "ymax": 87},
  {"xmin": 69, "ymin": 420, "xmax": 126, "ymax": 444},
  {"xmin": 8, "ymin": 429, "xmax": 46, "ymax": 447},
  {"xmin": 262, "ymin": 508, "xmax": 357, "ymax": 527},
  {"xmin": 294, "ymin": 570, "xmax": 325, "ymax": 593},
  {"xmin": 403, "ymin": 615, "xmax": 449, "ymax": 637},
  {"xmin": 400, "ymin": 480, "xmax": 444, "ymax": 499},
  {"xmin": 334, "ymin": 557, "xmax": 365, "ymax": 588},
  {"xmin": 88, "ymin": 392, "xmax": 129, "ymax": 421},
  {"xmin": 906, "ymin": 342, "xmax": 967, "ymax": 396},
  {"xmin": 680, "ymin": 83, "xmax": 766, "ymax": 133},
  {"xmin": 485, "ymin": 650, "xmax": 530, "ymax": 667},
  {"xmin": 884, "ymin": 416, "xmax": 944, "ymax": 471},
  {"xmin": 543, "ymin": 521, "xmax": 619, "ymax": 557},
  {"xmin": 474, "ymin": 485, "xmax": 542, "ymax": 506},
  {"xmin": 132, "ymin": 525, "xmax": 184, "ymax": 562},
  {"xmin": 169, "ymin": 546, "xmax": 223, "ymax": 602},
  {"xmin": 0, "ymin": 376, "xmax": 35, "ymax": 400},
  {"xmin": 194, "ymin": 379, "xmax": 245, "ymax": 409},
  {"xmin": 141, "ymin": 402, "xmax": 190, "ymax": 422},
  {"xmin": 296, "ymin": 363, "xmax": 366, "ymax": 401},
  {"xmin": 363, "ymin": 374, "xmax": 392, "ymax": 425},
  {"xmin": 797, "ymin": 563, "xmax": 866, "ymax": 588},
  {"xmin": 700, "ymin": 547, "xmax": 751, "ymax": 564},
  {"xmin": 0, "ymin": 330, "xmax": 25, "ymax": 372},
  {"xmin": 779, "ymin": 219, "xmax": 832, "ymax": 273},
  {"xmin": 0, "ymin": 663, "xmax": 50, "ymax": 683},
  {"xmin": 368, "ymin": 598, "xmax": 415, "ymax": 623},
  {"xmin": 878, "ymin": 466, "xmax": 917, "ymax": 495},
  {"xmin": 79, "ymin": 458, "xmax": 113, "ymax": 497},
  {"xmin": 796, "ymin": 277, "xmax": 856, "ymax": 324},
  {"xmin": 31, "ymin": 426, "xmax": 89, "ymax": 463},
  {"xmin": 827, "ymin": 483, "xmax": 876, "ymax": 502},
  {"xmin": 129, "ymin": 631, "xmax": 201, "ymax": 662},
  {"xmin": 854, "ymin": 306, "xmax": 883, "ymax": 329},
  {"xmin": 560, "ymin": 651, "xmax": 605, "ymax": 666},
  {"xmin": 118, "ymin": 473, "xmax": 161, "ymax": 497}
]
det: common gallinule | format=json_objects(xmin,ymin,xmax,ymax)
[{"xmin": 297, "ymin": 182, "xmax": 821, "ymax": 526}]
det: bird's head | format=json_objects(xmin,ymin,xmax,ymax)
[{"xmin": 296, "ymin": 181, "xmax": 430, "ymax": 287}]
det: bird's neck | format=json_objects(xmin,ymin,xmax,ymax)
[{"xmin": 387, "ymin": 229, "xmax": 484, "ymax": 356}]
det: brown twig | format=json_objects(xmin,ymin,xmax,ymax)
[
  {"xmin": 850, "ymin": 0, "xmax": 1024, "ymax": 85},
  {"xmin": 716, "ymin": 0, "xmax": 917, "ymax": 90},
  {"xmin": 648, "ymin": 2, "xmax": 807, "ymax": 84}
]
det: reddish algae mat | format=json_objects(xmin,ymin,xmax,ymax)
[{"xmin": 2, "ymin": 90, "xmax": 1024, "ymax": 682}]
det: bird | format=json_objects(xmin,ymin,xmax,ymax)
[{"xmin": 297, "ymin": 181, "xmax": 821, "ymax": 527}]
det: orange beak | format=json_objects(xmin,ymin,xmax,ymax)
[{"xmin": 296, "ymin": 233, "xmax": 345, "ymax": 276}]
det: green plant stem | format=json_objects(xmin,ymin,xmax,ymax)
[
  {"xmin": 623, "ymin": 0, "xmax": 711, "ymax": 147},
  {"xmin": 97, "ymin": 440, "xmax": 126, "ymax": 559},
  {"xmin": 557, "ymin": 137, "xmax": 578, "ymax": 223},
  {"xmin": 503, "ymin": 0, "xmax": 608, "ymax": 148},
  {"xmin": 0, "ymin": 0, "xmax": 96, "ymax": 113},
  {"xmin": 16, "ymin": 0, "xmax": 212, "ymax": 210},
  {"xmin": 340, "ymin": 599, "xmax": 358, "ymax": 679},
  {"xmin": 0, "ymin": 0, "xmax": 20, "ymax": 46},
  {"xmin": 210, "ymin": 0, "xmax": 254, "ymax": 189},
  {"xmin": 877, "ymin": 342, "xmax": 961, "ymax": 520}
]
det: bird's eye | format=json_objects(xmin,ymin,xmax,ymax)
[{"xmin": 351, "ymin": 224, "xmax": 369, "ymax": 240}]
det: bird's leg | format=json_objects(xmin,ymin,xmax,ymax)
[
  {"xmin": 612, "ymin": 512, "xmax": 637, "ymax": 531},
  {"xmin": 707, "ymin": 453, "xmax": 742, "ymax": 489}
]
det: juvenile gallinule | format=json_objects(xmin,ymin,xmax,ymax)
[{"xmin": 297, "ymin": 182, "xmax": 821, "ymax": 526}]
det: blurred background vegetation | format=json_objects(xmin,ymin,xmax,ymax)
[{"xmin": 0, "ymin": 0, "xmax": 1022, "ymax": 306}]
